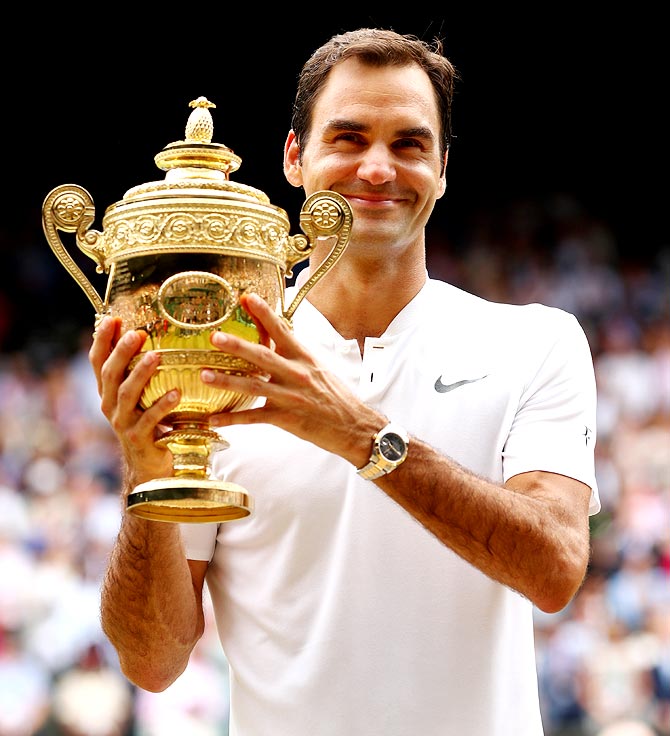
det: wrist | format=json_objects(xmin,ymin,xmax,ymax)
[{"xmin": 356, "ymin": 421, "xmax": 409, "ymax": 481}]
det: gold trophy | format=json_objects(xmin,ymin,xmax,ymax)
[{"xmin": 42, "ymin": 97, "xmax": 352, "ymax": 524}]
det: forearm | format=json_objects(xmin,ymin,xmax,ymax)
[
  {"xmin": 375, "ymin": 438, "xmax": 591, "ymax": 613},
  {"xmin": 101, "ymin": 507, "xmax": 205, "ymax": 692}
]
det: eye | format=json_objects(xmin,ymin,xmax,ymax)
[
  {"xmin": 393, "ymin": 138, "xmax": 423, "ymax": 149},
  {"xmin": 333, "ymin": 132, "xmax": 365, "ymax": 144}
]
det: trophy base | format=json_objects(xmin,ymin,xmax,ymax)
[{"xmin": 126, "ymin": 477, "xmax": 252, "ymax": 523}]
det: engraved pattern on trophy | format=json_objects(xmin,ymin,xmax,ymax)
[
  {"xmin": 41, "ymin": 96, "xmax": 353, "ymax": 524},
  {"xmin": 101, "ymin": 206, "xmax": 292, "ymax": 264}
]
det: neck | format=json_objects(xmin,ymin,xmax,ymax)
[{"xmin": 302, "ymin": 248, "xmax": 427, "ymax": 352}]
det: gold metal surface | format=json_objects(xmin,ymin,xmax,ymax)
[{"xmin": 42, "ymin": 97, "xmax": 353, "ymax": 523}]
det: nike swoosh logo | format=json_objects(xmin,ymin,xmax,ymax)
[{"xmin": 434, "ymin": 375, "xmax": 489, "ymax": 393}]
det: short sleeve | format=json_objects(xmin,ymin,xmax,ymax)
[
  {"xmin": 180, "ymin": 522, "xmax": 218, "ymax": 561},
  {"xmin": 502, "ymin": 310, "xmax": 601, "ymax": 515}
]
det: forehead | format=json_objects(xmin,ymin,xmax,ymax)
[{"xmin": 312, "ymin": 57, "xmax": 440, "ymax": 128}]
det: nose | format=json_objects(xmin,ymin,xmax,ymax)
[{"xmin": 356, "ymin": 144, "xmax": 396, "ymax": 185}]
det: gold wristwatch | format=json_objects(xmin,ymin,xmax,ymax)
[{"xmin": 356, "ymin": 422, "xmax": 409, "ymax": 481}]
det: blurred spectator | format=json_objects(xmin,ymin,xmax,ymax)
[
  {"xmin": 578, "ymin": 616, "xmax": 659, "ymax": 729},
  {"xmin": 606, "ymin": 546, "xmax": 670, "ymax": 633},
  {"xmin": 51, "ymin": 643, "xmax": 133, "ymax": 736},
  {"xmin": 596, "ymin": 719, "xmax": 656, "ymax": 736},
  {"xmin": 0, "ymin": 627, "xmax": 51, "ymax": 736}
]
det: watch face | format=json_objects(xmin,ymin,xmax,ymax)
[{"xmin": 379, "ymin": 432, "xmax": 406, "ymax": 462}]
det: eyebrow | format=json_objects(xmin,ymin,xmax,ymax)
[
  {"xmin": 325, "ymin": 119, "xmax": 435, "ymax": 142},
  {"xmin": 325, "ymin": 119, "xmax": 368, "ymax": 133}
]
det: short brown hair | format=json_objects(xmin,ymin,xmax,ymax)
[{"xmin": 291, "ymin": 28, "xmax": 459, "ymax": 161}]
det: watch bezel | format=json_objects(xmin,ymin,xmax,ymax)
[
  {"xmin": 378, "ymin": 431, "xmax": 407, "ymax": 462},
  {"xmin": 357, "ymin": 422, "xmax": 409, "ymax": 480}
]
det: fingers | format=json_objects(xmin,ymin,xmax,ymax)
[
  {"xmin": 93, "ymin": 324, "xmax": 167, "ymax": 432},
  {"xmin": 116, "ymin": 347, "xmax": 160, "ymax": 416},
  {"xmin": 229, "ymin": 293, "xmax": 302, "ymax": 360},
  {"xmin": 88, "ymin": 318, "xmax": 180, "ymax": 486},
  {"xmin": 239, "ymin": 292, "xmax": 272, "ymax": 348},
  {"xmin": 126, "ymin": 386, "xmax": 180, "ymax": 450},
  {"xmin": 89, "ymin": 316, "xmax": 122, "ymax": 395},
  {"xmin": 208, "ymin": 331, "xmax": 288, "ymax": 387},
  {"xmin": 205, "ymin": 292, "xmax": 314, "ymax": 398},
  {"xmin": 98, "ymin": 330, "xmax": 144, "ymax": 417}
]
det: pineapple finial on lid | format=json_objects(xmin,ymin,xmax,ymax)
[
  {"xmin": 185, "ymin": 97, "xmax": 217, "ymax": 144},
  {"xmin": 155, "ymin": 96, "xmax": 242, "ymax": 178}
]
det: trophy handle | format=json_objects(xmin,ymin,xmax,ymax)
[
  {"xmin": 283, "ymin": 190, "xmax": 353, "ymax": 322},
  {"xmin": 42, "ymin": 184, "xmax": 106, "ymax": 315}
]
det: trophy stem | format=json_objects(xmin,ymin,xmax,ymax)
[
  {"xmin": 161, "ymin": 421, "xmax": 227, "ymax": 478},
  {"xmin": 126, "ymin": 422, "xmax": 253, "ymax": 523}
]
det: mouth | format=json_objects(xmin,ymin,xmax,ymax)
[{"xmin": 344, "ymin": 194, "xmax": 401, "ymax": 210}]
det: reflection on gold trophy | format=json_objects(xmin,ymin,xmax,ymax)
[{"xmin": 42, "ymin": 97, "xmax": 353, "ymax": 524}]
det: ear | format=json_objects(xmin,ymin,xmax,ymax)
[
  {"xmin": 436, "ymin": 150, "xmax": 448, "ymax": 199},
  {"xmin": 284, "ymin": 130, "xmax": 304, "ymax": 188}
]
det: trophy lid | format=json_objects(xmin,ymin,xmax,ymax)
[
  {"xmin": 119, "ymin": 96, "xmax": 272, "ymax": 206},
  {"xmin": 155, "ymin": 96, "xmax": 242, "ymax": 176},
  {"xmin": 94, "ymin": 96, "xmax": 294, "ymax": 266}
]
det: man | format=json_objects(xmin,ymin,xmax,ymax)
[{"xmin": 91, "ymin": 28, "xmax": 600, "ymax": 735}]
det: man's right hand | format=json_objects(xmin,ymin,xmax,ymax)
[{"xmin": 88, "ymin": 316, "xmax": 178, "ymax": 490}]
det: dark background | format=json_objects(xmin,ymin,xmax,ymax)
[{"xmin": 2, "ymin": 9, "xmax": 665, "ymax": 360}]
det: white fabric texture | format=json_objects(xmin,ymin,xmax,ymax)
[{"xmin": 181, "ymin": 278, "xmax": 600, "ymax": 736}]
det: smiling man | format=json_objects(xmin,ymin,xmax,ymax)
[{"xmin": 91, "ymin": 28, "xmax": 600, "ymax": 736}]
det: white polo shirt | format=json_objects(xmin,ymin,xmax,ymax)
[{"xmin": 182, "ymin": 278, "xmax": 600, "ymax": 736}]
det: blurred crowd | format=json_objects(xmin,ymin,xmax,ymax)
[{"xmin": 1, "ymin": 192, "xmax": 668, "ymax": 735}]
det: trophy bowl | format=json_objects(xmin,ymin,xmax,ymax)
[{"xmin": 42, "ymin": 97, "xmax": 352, "ymax": 523}]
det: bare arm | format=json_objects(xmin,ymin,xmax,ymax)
[
  {"xmin": 90, "ymin": 316, "xmax": 207, "ymax": 691},
  {"xmin": 376, "ymin": 453, "xmax": 592, "ymax": 612},
  {"xmin": 100, "ymin": 513, "xmax": 208, "ymax": 691},
  {"xmin": 205, "ymin": 294, "xmax": 593, "ymax": 613}
]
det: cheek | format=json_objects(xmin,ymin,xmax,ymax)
[
  {"xmin": 296, "ymin": 164, "xmax": 333, "ymax": 195},
  {"xmin": 414, "ymin": 186, "xmax": 442, "ymax": 223},
  {"xmin": 416, "ymin": 169, "xmax": 444, "ymax": 202},
  {"xmin": 300, "ymin": 148, "xmax": 354, "ymax": 187}
]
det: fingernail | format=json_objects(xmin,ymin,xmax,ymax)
[
  {"xmin": 201, "ymin": 369, "xmax": 215, "ymax": 383},
  {"xmin": 122, "ymin": 331, "xmax": 139, "ymax": 347},
  {"xmin": 166, "ymin": 390, "xmax": 179, "ymax": 403}
]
